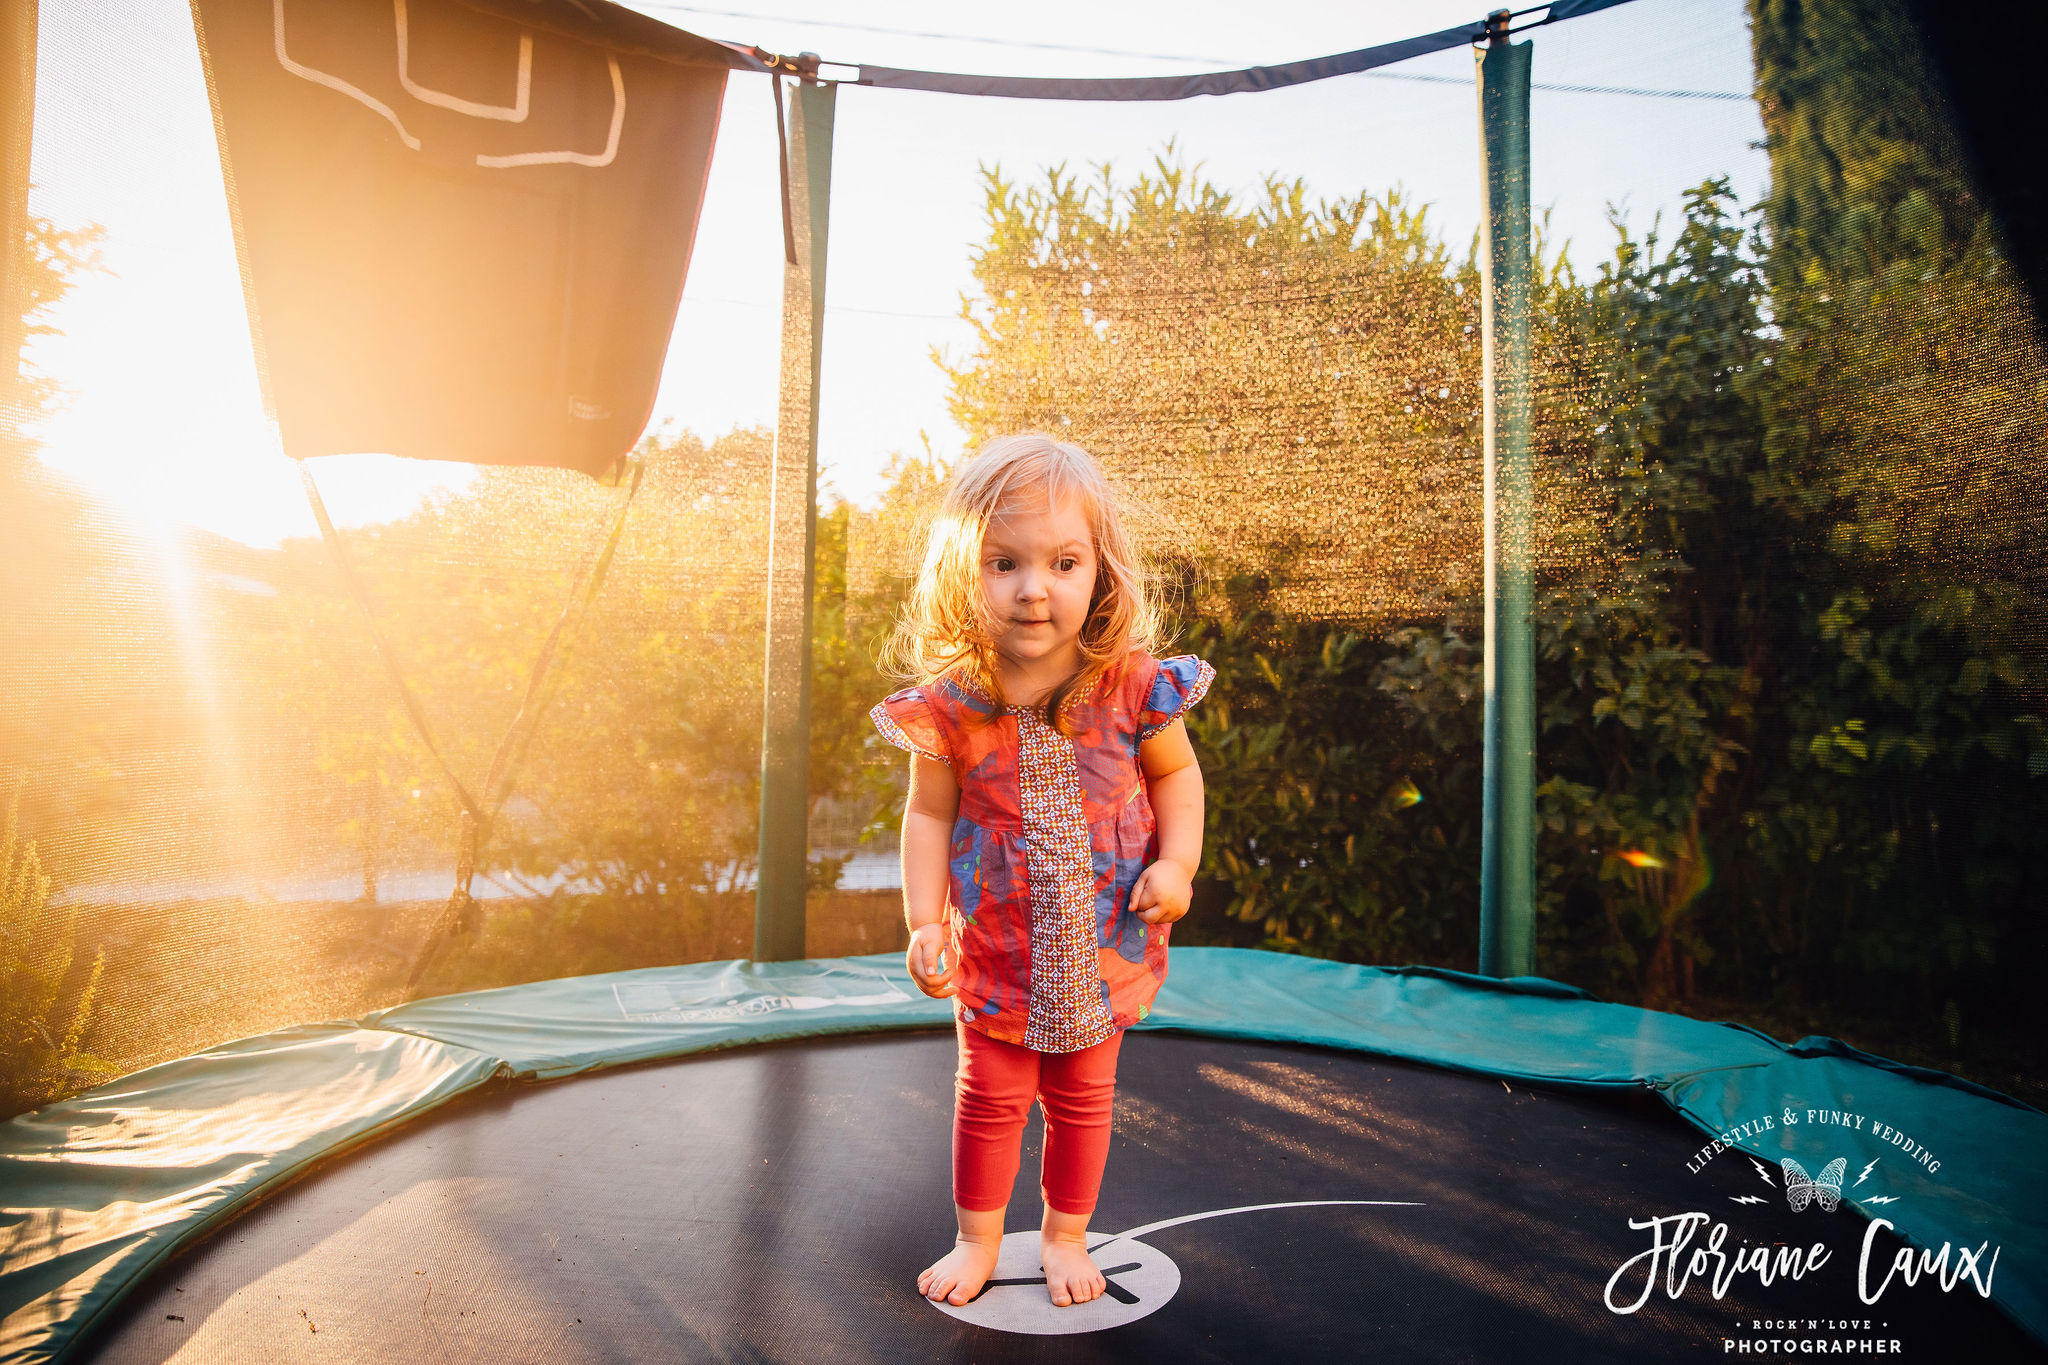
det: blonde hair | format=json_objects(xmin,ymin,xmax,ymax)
[{"xmin": 879, "ymin": 433, "xmax": 1176, "ymax": 736}]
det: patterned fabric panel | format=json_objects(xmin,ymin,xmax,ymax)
[{"xmin": 1014, "ymin": 708, "xmax": 1117, "ymax": 1051}]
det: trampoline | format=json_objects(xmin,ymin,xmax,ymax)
[
  {"xmin": 4, "ymin": 952, "xmax": 2044, "ymax": 1361},
  {"xmin": 6, "ymin": 0, "xmax": 2048, "ymax": 1360}
]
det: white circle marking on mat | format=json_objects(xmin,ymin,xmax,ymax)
[
  {"xmin": 927, "ymin": 1229, "xmax": 1179, "ymax": 1334},
  {"xmin": 923, "ymin": 1199, "xmax": 1423, "ymax": 1336}
]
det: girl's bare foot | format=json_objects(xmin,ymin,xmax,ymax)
[
  {"xmin": 919, "ymin": 1233, "xmax": 1002, "ymax": 1306},
  {"xmin": 1039, "ymin": 1232, "xmax": 1105, "ymax": 1306},
  {"xmin": 919, "ymin": 1205, "xmax": 1005, "ymax": 1306},
  {"xmin": 1040, "ymin": 1206, "xmax": 1105, "ymax": 1307}
]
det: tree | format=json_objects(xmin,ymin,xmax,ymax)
[
  {"xmin": 943, "ymin": 154, "xmax": 1489, "ymax": 622},
  {"xmin": 1745, "ymin": 0, "xmax": 2047, "ymax": 1023},
  {"xmin": 4, "ymin": 213, "xmax": 102, "ymax": 470}
]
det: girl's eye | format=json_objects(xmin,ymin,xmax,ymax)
[
  {"xmin": 990, "ymin": 558, "xmax": 1013, "ymax": 572},
  {"xmin": 1058, "ymin": 558, "xmax": 1077, "ymax": 571}
]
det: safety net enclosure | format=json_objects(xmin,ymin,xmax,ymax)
[{"xmin": 3, "ymin": 0, "xmax": 2046, "ymax": 1360}]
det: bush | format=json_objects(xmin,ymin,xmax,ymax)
[{"xmin": 0, "ymin": 779, "xmax": 114, "ymax": 1119}]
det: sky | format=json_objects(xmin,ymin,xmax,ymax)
[{"xmin": 23, "ymin": 0, "xmax": 1765, "ymax": 548}]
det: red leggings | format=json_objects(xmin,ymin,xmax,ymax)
[{"xmin": 952, "ymin": 1020, "xmax": 1124, "ymax": 1215}]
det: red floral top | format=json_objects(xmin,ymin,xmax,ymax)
[{"xmin": 870, "ymin": 649, "xmax": 1215, "ymax": 1052}]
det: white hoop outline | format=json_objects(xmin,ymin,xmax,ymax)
[
  {"xmin": 395, "ymin": 0, "xmax": 532, "ymax": 122},
  {"xmin": 271, "ymin": 0, "xmax": 623, "ymax": 170},
  {"xmin": 476, "ymin": 56, "xmax": 624, "ymax": 169},
  {"xmin": 273, "ymin": 0, "xmax": 421, "ymax": 150}
]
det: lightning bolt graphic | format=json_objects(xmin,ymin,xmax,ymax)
[
  {"xmin": 1865, "ymin": 1195, "xmax": 1900, "ymax": 1206},
  {"xmin": 1730, "ymin": 1195, "xmax": 1766, "ymax": 1205},
  {"xmin": 1854, "ymin": 1159, "xmax": 1878, "ymax": 1188},
  {"xmin": 1751, "ymin": 1158, "xmax": 1777, "ymax": 1187}
]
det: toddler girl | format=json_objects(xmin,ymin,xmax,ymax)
[{"xmin": 868, "ymin": 433, "xmax": 1213, "ymax": 1309}]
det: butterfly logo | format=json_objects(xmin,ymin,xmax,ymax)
[{"xmin": 1780, "ymin": 1157, "xmax": 1847, "ymax": 1213}]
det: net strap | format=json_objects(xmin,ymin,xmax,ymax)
[
  {"xmin": 297, "ymin": 458, "xmax": 484, "ymax": 819},
  {"xmin": 406, "ymin": 458, "xmax": 646, "ymax": 996},
  {"xmin": 293, "ymin": 457, "xmax": 647, "ymax": 998},
  {"xmin": 771, "ymin": 74, "xmax": 797, "ymax": 266},
  {"xmin": 847, "ymin": 2, "xmax": 1639, "ymax": 102}
]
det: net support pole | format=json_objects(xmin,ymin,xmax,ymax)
[
  {"xmin": 1476, "ymin": 15, "xmax": 1536, "ymax": 978},
  {"xmin": 754, "ymin": 72, "xmax": 835, "ymax": 962},
  {"xmin": 1, "ymin": 0, "xmax": 35, "ymax": 462}
]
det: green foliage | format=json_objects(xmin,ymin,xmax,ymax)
[
  {"xmin": 2, "ymin": 214, "xmax": 115, "ymax": 1114},
  {"xmin": 1376, "ymin": 167, "xmax": 2043, "ymax": 1016},
  {"xmin": 278, "ymin": 426, "xmax": 903, "ymax": 973},
  {"xmin": 1178, "ymin": 589, "xmax": 1476, "ymax": 964},
  {"xmin": 807, "ymin": 494, "xmax": 906, "ymax": 885},
  {"xmin": 1737, "ymin": 0, "xmax": 2046, "ymax": 1019},
  {"xmin": 941, "ymin": 127, "xmax": 2045, "ymax": 1040},
  {"xmin": 1748, "ymin": 0, "xmax": 1983, "ymax": 283},
  {"xmin": 0, "ymin": 778, "xmax": 114, "ymax": 1119},
  {"xmin": 266, "ymin": 427, "xmax": 897, "ymax": 925},
  {"xmin": 941, "ymin": 154, "xmax": 1497, "ymax": 621}
]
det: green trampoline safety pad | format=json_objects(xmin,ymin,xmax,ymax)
[{"xmin": 0, "ymin": 1024, "xmax": 500, "ymax": 1363}]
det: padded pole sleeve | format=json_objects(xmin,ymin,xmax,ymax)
[
  {"xmin": 754, "ymin": 81, "xmax": 835, "ymax": 962},
  {"xmin": 1477, "ymin": 32, "xmax": 1536, "ymax": 979}
]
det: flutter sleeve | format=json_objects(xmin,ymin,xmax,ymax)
[
  {"xmin": 870, "ymin": 686, "xmax": 951, "ymax": 764},
  {"xmin": 1137, "ymin": 655, "xmax": 1218, "ymax": 740}
]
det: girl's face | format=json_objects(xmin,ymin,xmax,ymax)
[{"xmin": 981, "ymin": 488, "xmax": 1098, "ymax": 676}]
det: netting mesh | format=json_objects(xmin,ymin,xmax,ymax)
[
  {"xmin": 0, "ymin": 435, "xmax": 783, "ymax": 1069},
  {"xmin": 4, "ymin": 0, "xmax": 2043, "ymax": 1109}
]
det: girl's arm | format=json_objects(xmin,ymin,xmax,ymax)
[
  {"xmin": 1134, "ymin": 718, "xmax": 1204, "ymax": 923},
  {"xmin": 903, "ymin": 754, "xmax": 961, "ymax": 996}
]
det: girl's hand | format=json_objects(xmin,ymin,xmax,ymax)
[
  {"xmin": 906, "ymin": 922, "xmax": 959, "ymax": 999},
  {"xmin": 1130, "ymin": 858, "xmax": 1194, "ymax": 925}
]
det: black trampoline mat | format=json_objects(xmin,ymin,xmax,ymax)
[{"xmin": 83, "ymin": 1032, "xmax": 2039, "ymax": 1362}]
